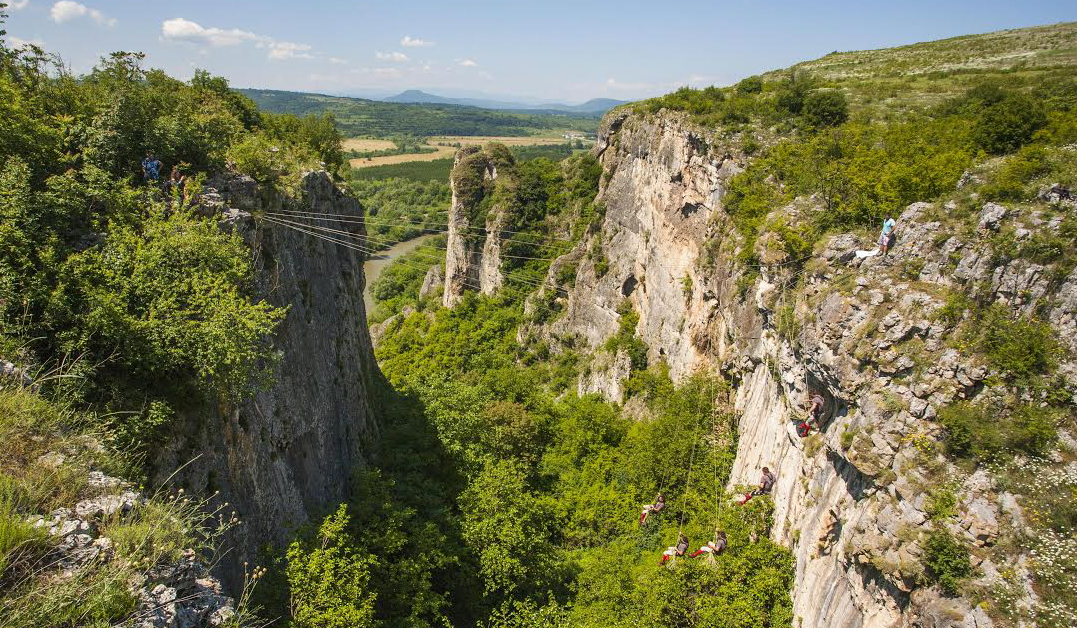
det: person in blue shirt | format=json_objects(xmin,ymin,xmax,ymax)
[
  {"xmin": 142, "ymin": 151, "xmax": 163, "ymax": 183},
  {"xmin": 878, "ymin": 217, "xmax": 897, "ymax": 255}
]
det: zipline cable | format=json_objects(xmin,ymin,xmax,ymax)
[
  {"xmin": 263, "ymin": 213, "xmax": 572, "ymax": 277},
  {"xmin": 267, "ymin": 214, "xmax": 570, "ymax": 295},
  {"xmin": 260, "ymin": 216, "xmax": 500, "ymax": 296},
  {"xmin": 268, "ymin": 207, "xmax": 576, "ymax": 242},
  {"xmin": 261, "ymin": 215, "xmax": 567, "ymax": 297},
  {"xmin": 264, "ymin": 210, "xmax": 577, "ymax": 251}
]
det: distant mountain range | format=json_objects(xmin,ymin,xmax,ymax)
[{"xmin": 383, "ymin": 90, "xmax": 626, "ymax": 114}]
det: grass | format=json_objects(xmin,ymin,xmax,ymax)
[{"xmin": 0, "ymin": 387, "xmax": 251, "ymax": 627}]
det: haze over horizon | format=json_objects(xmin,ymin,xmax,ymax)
[{"xmin": 3, "ymin": 0, "xmax": 1076, "ymax": 102}]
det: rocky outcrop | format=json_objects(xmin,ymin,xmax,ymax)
[
  {"xmin": 29, "ymin": 471, "xmax": 237, "ymax": 628},
  {"xmin": 443, "ymin": 145, "xmax": 514, "ymax": 306},
  {"xmin": 155, "ymin": 171, "xmax": 380, "ymax": 590},
  {"xmin": 534, "ymin": 109, "xmax": 1077, "ymax": 628}
]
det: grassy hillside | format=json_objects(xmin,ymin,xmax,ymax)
[{"xmin": 239, "ymin": 89, "xmax": 601, "ymax": 138}]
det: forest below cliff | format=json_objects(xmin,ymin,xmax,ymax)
[{"xmin": 297, "ymin": 22, "xmax": 1077, "ymax": 628}]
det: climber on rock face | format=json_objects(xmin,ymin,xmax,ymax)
[
  {"xmin": 808, "ymin": 392, "xmax": 826, "ymax": 427},
  {"xmin": 639, "ymin": 493, "xmax": 665, "ymax": 525},
  {"xmin": 659, "ymin": 533, "xmax": 690, "ymax": 565},
  {"xmin": 737, "ymin": 467, "xmax": 776, "ymax": 505},
  {"xmin": 690, "ymin": 530, "xmax": 727, "ymax": 558}
]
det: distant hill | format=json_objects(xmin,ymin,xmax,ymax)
[
  {"xmin": 238, "ymin": 88, "xmax": 600, "ymax": 138},
  {"xmin": 383, "ymin": 90, "xmax": 626, "ymax": 115}
]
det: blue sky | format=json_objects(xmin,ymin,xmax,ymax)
[{"xmin": 3, "ymin": 1, "xmax": 1075, "ymax": 102}]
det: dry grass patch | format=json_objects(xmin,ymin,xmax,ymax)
[
  {"xmin": 429, "ymin": 135, "xmax": 573, "ymax": 146},
  {"xmin": 342, "ymin": 138, "xmax": 396, "ymax": 152}
]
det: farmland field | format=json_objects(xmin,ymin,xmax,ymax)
[
  {"xmin": 342, "ymin": 138, "xmax": 397, "ymax": 152},
  {"xmin": 428, "ymin": 135, "xmax": 583, "ymax": 146},
  {"xmin": 349, "ymin": 145, "xmax": 457, "ymax": 168},
  {"xmin": 348, "ymin": 158, "xmax": 455, "ymax": 183}
]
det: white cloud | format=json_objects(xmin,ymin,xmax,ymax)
[
  {"xmin": 459, "ymin": 59, "xmax": 477, "ymax": 67},
  {"xmin": 400, "ymin": 35, "xmax": 433, "ymax": 47},
  {"xmin": 7, "ymin": 35, "xmax": 45, "ymax": 48},
  {"xmin": 162, "ymin": 18, "xmax": 261, "ymax": 46},
  {"xmin": 8, "ymin": 1, "xmax": 31, "ymax": 10},
  {"xmin": 375, "ymin": 51, "xmax": 408, "ymax": 62},
  {"xmin": 264, "ymin": 41, "xmax": 314, "ymax": 60},
  {"xmin": 329, "ymin": 57, "xmax": 348, "ymax": 65},
  {"xmin": 50, "ymin": 1, "xmax": 115, "ymax": 27},
  {"xmin": 161, "ymin": 18, "xmax": 314, "ymax": 61}
]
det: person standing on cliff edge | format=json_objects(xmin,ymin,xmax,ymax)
[{"xmin": 878, "ymin": 217, "xmax": 897, "ymax": 255}]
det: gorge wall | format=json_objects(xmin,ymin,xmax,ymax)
[
  {"xmin": 153, "ymin": 171, "xmax": 380, "ymax": 588},
  {"xmin": 496, "ymin": 111, "xmax": 1077, "ymax": 627}
]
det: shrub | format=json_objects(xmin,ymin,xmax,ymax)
[
  {"xmin": 923, "ymin": 528, "xmax": 972, "ymax": 594},
  {"xmin": 603, "ymin": 300, "xmax": 648, "ymax": 372},
  {"xmin": 736, "ymin": 76, "xmax": 763, "ymax": 95},
  {"xmin": 982, "ymin": 145, "xmax": 1051, "ymax": 201},
  {"xmin": 938, "ymin": 401, "xmax": 1059, "ymax": 462},
  {"xmin": 973, "ymin": 93, "xmax": 1048, "ymax": 155},
  {"xmin": 803, "ymin": 90, "xmax": 849, "ymax": 128},
  {"xmin": 976, "ymin": 306, "xmax": 1062, "ymax": 384}
]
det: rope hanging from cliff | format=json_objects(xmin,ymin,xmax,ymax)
[{"xmin": 677, "ymin": 383, "xmax": 708, "ymax": 536}]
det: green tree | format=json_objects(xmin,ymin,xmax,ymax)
[
  {"xmin": 287, "ymin": 505, "xmax": 378, "ymax": 628},
  {"xmin": 803, "ymin": 90, "xmax": 849, "ymax": 127},
  {"xmin": 459, "ymin": 458, "xmax": 558, "ymax": 599},
  {"xmin": 973, "ymin": 93, "xmax": 1048, "ymax": 155}
]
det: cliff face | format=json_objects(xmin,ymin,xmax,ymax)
[
  {"xmin": 443, "ymin": 145, "xmax": 512, "ymax": 307},
  {"xmin": 154, "ymin": 171, "xmax": 380, "ymax": 588},
  {"xmin": 528, "ymin": 110, "xmax": 1077, "ymax": 627}
]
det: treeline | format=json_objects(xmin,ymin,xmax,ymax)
[{"xmin": 240, "ymin": 88, "xmax": 600, "ymax": 138}]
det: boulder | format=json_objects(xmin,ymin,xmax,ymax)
[{"xmin": 977, "ymin": 203, "xmax": 1008, "ymax": 232}]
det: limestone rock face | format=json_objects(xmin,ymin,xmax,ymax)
[
  {"xmin": 419, "ymin": 264, "xmax": 444, "ymax": 300},
  {"xmin": 443, "ymin": 146, "xmax": 510, "ymax": 307},
  {"xmin": 534, "ymin": 109, "xmax": 1077, "ymax": 628},
  {"xmin": 156, "ymin": 170, "xmax": 380, "ymax": 590}
]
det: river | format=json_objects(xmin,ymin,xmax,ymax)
[{"xmin": 362, "ymin": 233, "xmax": 438, "ymax": 315}]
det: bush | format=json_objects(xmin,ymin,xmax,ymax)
[
  {"xmin": 938, "ymin": 401, "xmax": 1059, "ymax": 463},
  {"xmin": 803, "ymin": 90, "xmax": 849, "ymax": 128},
  {"xmin": 603, "ymin": 300, "xmax": 648, "ymax": 372},
  {"xmin": 981, "ymin": 145, "xmax": 1051, "ymax": 201},
  {"xmin": 922, "ymin": 528, "xmax": 972, "ymax": 594},
  {"xmin": 976, "ymin": 306, "xmax": 1061, "ymax": 384},
  {"xmin": 736, "ymin": 76, "xmax": 763, "ymax": 95},
  {"xmin": 973, "ymin": 93, "xmax": 1048, "ymax": 155}
]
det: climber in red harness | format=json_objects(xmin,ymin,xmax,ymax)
[
  {"xmin": 639, "ymin": 493, "xmax": 665, "ymax": 525},
  {"xmin": 690, "ymin": 530, "xmax": 727, "ymax": 558},
  {"xmin": 736, "ymin": 467, "xmax": 775, "ymax": 505},
  {"xmin": 659, "ymin": 533, "xmax": 690, "ymax": 565}
]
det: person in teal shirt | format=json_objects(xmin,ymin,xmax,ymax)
[{"xmin": 878, "ymin": 217, "xmax": 896, "ymax": 255}]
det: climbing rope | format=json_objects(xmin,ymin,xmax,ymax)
[{"xmin": 677, "ymin": 381, "xmax": 709, "ymax": 536}]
